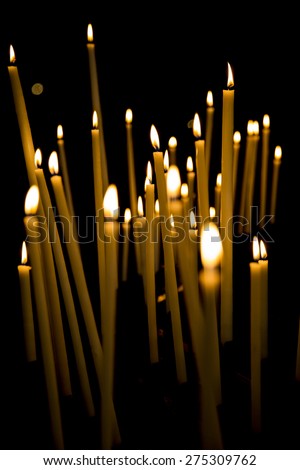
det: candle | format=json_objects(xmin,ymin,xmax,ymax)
[
  {"xmin": 8, "ymin": 45, "xmax": 37, "ymax": 186},
  {"xmin": 121, "ymin": 208, "xmax": 131, "ymax": 282},
  {"xmin": 17, "ymin": 241, "xmax": 36, "ymax": 362},
  {"xmin": 220, "ymin": 62, "xmax": 234, "ymax": 345},
  {"xmin": 232, "ymin": 130, "xmax": 241, "ymax": 206},
  {"xmin": 186, "ymin": 156, "xmax": 195, "ymax": 211},
  {"xmin": 145, "ymin": 177, "xmax": 159, "ymax": 364},
  {"xmin": 181, "ymin": 183, "xmax": 189, "ymax": 219},
  {"xmin": 125, "ymin": 108, "xmax": 138, "ymax": 217},
  {"xmin": 270, "ymin": 145, "xmax": 282, "ymax": 223},
  {"xmin": 193, "ymin": 112, "xmax": 210, "ymax": 226},
  {"xmin": 168, "ymin": 136, "xmax": 177, "ymax": 165},
  {"xmin": 35, "ymin": 150, "xmax": 95, "ymax": 416},
  {"xmin": 258, "ymin": 240, "xmax": 269, "ymax": 359},
  {"xmin": 250, "ymin": 236, "xmax": 262, "ymax": 433},
  {"xmin": 136, "ymin": 195, "xmax": 147, "ymax": 288},
  {"xmin": 151, "ymin": 124, "xmax": 187, "ymax": 384},
  {"xmin": 245, "ymin": 120, "xmax": 260, "ymax": 233},
  {"xmin": 167, "ymin": 164, "xmax": 183, "ymax": 218},
  {"xmin": 214, "ymin": 173, "xmax": 222, "ymax": 224},
  {"xmin": 259, "ymin": 115, "xmax": 271, "ymax": 223},
  {"xmin": 239, "ymin": 120, "xmax": 255, "ymax": 230},
  {"xmin": 154, "ymin": 199, "xmax": 161, "ymax": 273},
  {"xmin": 87, "ymin": 23, "xmax": 109, "ymax": 193},
  {"xmin": 205, "ymin": 90, "xmax": 215, "ymax": 179},
  {"xmin": 23, "ymin": 186, "xmax": 64, "ymax": 449},
  {"xmin": 188, "ymin": 210, "xmax": 200, "ymax": 281},
  {"xmin": 296, "ymin": 317, "xmax": 300, "ymax": 382}
]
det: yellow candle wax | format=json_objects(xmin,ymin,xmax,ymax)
[
  {"xmin": 125, "ymin": 109, "xmax": 138, "ymax": 218},
  {"xmin": 193, "ymin": 113, "xmax": 210, "ymax": 226},
  {"xmin": 17, "ymin": 241, "xmax": 36, "ymax": 362},
  {"xmin": 167, "ymin": 164, "xmax": 183, "ymax": 218},
  {"xmin": 121, "ymin": 208, "xmax": 131, "ymax": 282},
  {"xmin": 214, "ymin": 172, "xmax": 222, "ymax": 224},
  {"xmin": 259, "ymin": 115, "xmax": 271, "ymax": 222},
  {"xmin": 137, "ymin": 195, "xmax": 147, "ymax": 293},
  {"xmin": 245, "ymin": 121, "xmax": 260, "ymax": 233},
  {"xmin": 239, "ymin": 120, "xmax": 255, "ymax": 231},
  {"xmin": 154, "ymin": 199, "xmax": 161, "ymax": 273},
  {"xmin": 270, "ymin": 145, "xmax": 282, "ymax": 223},
  {"xmin": 186, "ymin": 156, "xmax": 195, "ymax": 211},
  {"xmin": 220, "ymin": 62, "xmax": 234, "ymax": 345},
  {"xmin": 181, "ymin": 183, "xmax": 189, "ymax": 219},
  {"xmin": 205, "ymin": 90, "xmax": 215, "ymax": 179},
  {"xmin": 232, "ymin": 130, "xmax": 241, "ymax": 206},
  {"xmin": 24, "ymin": 186, "xmax": 64, "ymax": 449},
  {"xmin": 258, "ymin": 240, "xmax": 269, "ymax": 359}
]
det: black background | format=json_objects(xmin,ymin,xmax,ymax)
[{"xmin": 0, "ymin": 5, "xmax": 299, "ymax": 450}]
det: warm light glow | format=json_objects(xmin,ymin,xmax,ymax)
[
  {"xmin": 252, "ymin": 236, "xmax": 260, "ymax": 261},
  {"xmin": 260, "ymin": 240, "xmax": 267, "ymax": 259},
  {"xmin": 87, "ymin": 24, "xmax": 93, "ymax": 42},
  {"xmin": 168, "ymin": 136, "xmax": 177, "ymax": 149},
  {"xmin": 210, "ymin": 206, "xmax": 216, "ymax": 218},
  {"xmin": 34, "ymin": 148, "xmax": 42, "ymax": 168},
  {"xmin": 155, "ymin": 199, "xmax": 160, "ymax": 214},
  {"xmin": 9, "ymin": 45, "xmax": 16, "ymax": 63},
  {"xmin": 186, "ymin": 156, "xmax": 194, "ymax": 172},
  {"xmin": 166, "ymin": 165, "xmax": 181, "ymax": 199},
  {"xmin": 146, "ymin": 161, "xmax": 152, "ymax": 182},
  {"xmin": 247, "ymin": 120, "xmax": 255, "ymax": 135},
  {"xmin": 274, "ymin": 145, "xmax": 282, "ymax": 160},
  {"xmin": 103, "ymin": 184, "xmax": 119, "ymax": 219},
  {"xmin": 150, "ymin": 125, "xmax": 160, "ymax": 150},
  {"xmin": 57, "ymin": 124, "xmax": 63, "ymax": 140},
  {"xmin": 24, "ymin": 185, "xmax": 39, "ymax": 215},
  {"xmin": 170, "ymin": 214, "xmax": 175, "ymax": 228},
  {"xmin": 124, "ymin": 208, "xmax": 131, "ymax": 223},
  {"xmin": 163, "ymin": 150, "xmax": 169, "ymax": 171},
  {"xmin": 125, "ymin": 108, "xmax": 133, "ymax": 124},
  {"xmin": 200, "ymin": 222, "xmax": 223, "ymax": 269},
  {"xmin": 253, "ymin": 120, "xmax": 259, "ymax": 136},
  {"xmin": 189, "ymin": 210, "xmax": 197, "ymax": 230},
  {"xmin": 144, "ymin": 177, "xmax": 150, "ymax": 192},
  {"xmin": 21, "ymin": 241, "xmax": 28, "ymax": 265},
  {"xmin": 137, "ymin": 196, "xmax": 144, "ymax": 217},
  {"xmin": 227, "ymin": 62, "xmax": 234, "ymax": 88},
  {"xmin": 193, "ymin": 113, "xmax": 201, "ymax": 139},
  {"xmin": 181, "ymin": 183, "xmax": 188, "ymax": 198},
  {"xmin": 233, "ymin": 131, "xmax": 241, "ymax": 144},
  {"xmin": 92, "ymin": 110, "xmax": 98, "ymax": 129},
  {"xmin": 216, "ymin": 173, "xmax": 222, "ymax": 188},
  {"xmin": 263, "ymin": 114, "xmax": 270, "ymax": 129},
  {"xmin": 48, "ymin": 151, "xmax": 59, "ymax": 175},
  {"xmin": 206, "ymin": 90, "xmax": 214, "ymax": 107}
]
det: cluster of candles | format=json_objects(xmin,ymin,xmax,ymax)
[{"xmin": 12, "ymin": 24, "xmax": 300, "ymax": 450}]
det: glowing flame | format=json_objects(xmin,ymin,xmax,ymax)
[
  {"xmin": 260, "ymin": 240, "xmax": 267, "ymax": 259},
  {"xmin": 146, "ymin": 161, "xmax": 152, "ymax": 182},
  {"xmin": 163, "ymin": 150, "xmax": 169, "ymax": 171},
  {"xmin": 263, "ymin": 114, "xmax": 270, "ymax": 129},
  {"xmin": 274, "ymin": 145, "xmax": 282, "ymax": 161},
  {"xmin": 92, "ymin": 110, "xmax": 98, "ymax": 129},
  {"xmin": 216, "ymin": 173, "xmax": 222, "ymax": 187},
  {"xmin": 168, "ymin": 136, "xmax": 177, "ymax": 149},
  {"xmin": 210, "ymin": 206, "xmax": 216, "ymax": 218},
  {"xmin": 252, "ymin": 236, "xmax": 260, "ymax": 261},
  {"xmin": 57, "ymin": 124, "xmax": 63, "ymax": 139},
  {"xmin": 10, "ymin": 45, "xmax": 16, "ymax": 63},
  {"xmin": 103, "ymin": 184, "xmax": 119, "ymax": 219},
  {"xmin": 170, "ymin": 214, "xmax": 175, "ymax": 228},
  {"xmin": 155, "ymin": 199, "xmax": 160, "ymax": 214},
  {"xmin": 193, "ymin": 113, "xmax": 201, "ymax": 139},
  {"xmin": 137, "ymin": 195, "xmax": 144, "ymax": 217},
  {"xmin": 186, "ymin": 156, "xmax": 194, "ymax": 172},
  {"xmin": 24, "ymin": 185, "xmax": 39, "ymax": 215},
  {"xmin": 125, "ymin": 108, "xmax": 133, "ymax": 124},
  {"xmin": 227, "ymin": 62, "xmax": 234, "ymax": 88},
  {"xmin": 233, "ymin": 131, "xmax": 241, "ymax": 144},
  {"xmin": 144, "ymin": 177, "xmax": 150, "ymax": 191},
  {"xmin": 253, "ymin": 120, "xmax": 259, "ymax": 136},
  {"xmin": 34, "ymin": 148, "xmax": 42, "ymax": 168},
  {"xmin": 150, "ymin": 125, "xmax": 160, "ymax": 149},
  {"xmin": 189, "ymin": 210, "xmax": 197, "ymax": 229},
  {"xmin": 247, "ymin": 120, "xmax": 254, "ymax": 136},
  {"xmin": 87, "ymin": 24, "xmax": 93, "ymax": 42},
  {"xmin": 48, "ymin": 151, "xmax": 59, "ymax": 175},
  {"xmin": 167, "ymin": 165, "xmax": 181, "ymax": 199},
  {"xmin": 206, "ymin": 90, "xmax": 213, "ymax": 107},
  {"xmin": 21, "ymin": 241, "xmax": 28, "ymax": 265},
  {"xmin": 200, "ymin": 222, "xmax": 223, "ymax": 269},
  {"xmin": 124, "ymin": 208, "xmax": 131, "ymax": 223},
  {"xmin": 181, "ymin": 183, "xmax": 188, "ymax": 198}
]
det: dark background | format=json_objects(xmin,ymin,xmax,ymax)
[{"xmin": 0, "ymin": 5, "xmax": 299, "ymax": 450}]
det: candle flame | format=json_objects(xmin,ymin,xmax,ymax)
[
  {"xmin": 247, "ymin": 120, "xmax": 255, "ymax": 136},
  {"xmin": 170, "ymin": 214, "xmax": 175, "ymax": 228},
  {"xmin": 227, "ymin": 62, "xmax": 234, "ymax": 88},
  {"xmin": 233, "ymin": 131, "xmax": 241, "ymax": 144},
  {"xmin": 137, "ymin": 195, "xmax": 144, "ymax": 217},
  {"xmin": 260, "ymin": 240, "xmax": 267, "ymax": 259},
  {"xmin": 189, "ymin": 210, "xmax": 197, "ymax": 229},
  {"xmin": 144, "ymin": 177, "xmax": 150, "ymax": 191},
  {"xmin": 92, "ymin": 110, "xmax": 98, "ymax": 129},
  {"xmin": 168, "ymin": 136, "xmax": 177, "ymax": 149},
  {"xmin": 252, "ymin": 235, "xmax": 260, "ymax": 261},
  {"xmin": 206, "ymin": 90, "xmax": 214, "ymax": 107},
  {"xmin": 186, "ymin": 156, "xmax": 194, "ymax": 172},
  {"xmin": 57, "ymin": 124, "xmax": 63, "ymax": 140},
  {"xmin": 103, "ymin": 184, "xmax": 119, "ymax": 219},
  {"xmin": 48, "ymin": 151, "xmax": 59, "ymax": 175},
  {"xmin": 167, "ymin": 165, "xmax": 181, "ymax": 199},
  {"xmin": 263, "ymin": 114, "xmax": 270, "ymax": 129},
  {"xmin": 9, "ymin": 45, "xmax": 16, "ymax": 63},
  {"xmin": 274, "ymin": 145, "xmax": 282, "ymax": 160},
  {"xmin": 34, "ymin": 148, "xmax": 42, "ymax": 168},
  {"xmin": 253, "ymin": 120, "xmax": 259, "ymax": 136},
  {"xmin": 200, "ymin": 222, "xmax": 223, "ymax": 269},
  {"xmin": 125, "ymin": 108, "xmax": 133, "ymax": 124},
  {"xmin": 210, "ymin": 206, "xmax": 216, "ymax": 218},
  {"xmin": 146, "ymin": 161, "xmax": 152, "ymax": 182},
  {"xmin": 21, "ymin": 241, "xmax": 28, "ymax": 265},
  {"xmin": 150, "ymin": 125, "xmax": 160, "ymax": 150},
  {"xmin": 216, "ymin": 173, "xmax": 222, "ymax": 187},
  {"xmin": 181, "ymin": 183, "xmax": 188, "ymax": 198},
  {"xmin": 155, "ymin": 199, "xmax": 160, "ymax": 214},
  {"xmin": 87, "ymin": 24, "xmax": 94, "ymax": 42},
  {"xmin": 124, "ymin": 208, "xmax": 131, "ymax": 223},
  {"xmin": 163, "ymin": 150, "xmax": 169, "ymax": 171},
  {"xmin": 24, "ymin": 185, "xmax": 39, "ymax": 215},
  {"xmin": 193, "ymin": 113, "xmax": 201, "ymax": 138}
]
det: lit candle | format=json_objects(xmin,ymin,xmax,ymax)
[
  {"xmin": 154, "ymin": 199, "xmax": 161, "ymax": 273},
  {"xmin": 17, "ymin": 241, "xmax": 36, "ymax": 362},
  {"xmin": 23, "ymin": 186, "xmax": 64, "ymax": 449},
  {"xmin": 35, "ymin": 150, "xmax": 95, "ymax": 416},
  {"xmin": 270, "ymin": 145, "xmax": 282, "ymax": 223},
  {"xmin": 193, "ymin": 112, "xmax": 209, "ymax": 226},
  {"xmin": 181, "ymin": 183, "xmax": 189, "ymax": 219},
  {"xmin": 250, "ymin": 236, "xmax": 262, "ymax": 433},
  {"xmin": 205, "ymin": 90, "xmax": 215, "ymax": 179},
  {"xmin": 214, "ymin": 172, "xmax": 222, "ymax": 224},
  {"xmin": 121, "ymin": 208, "xmax": 131, "ymax": 282},
  {"xmin": 186, "ymin": 156, "xmax": 195, "ymax": 211},
  {"xmin": 258, "ymin": 240, "xmax": 269, "ymax": 359},
  {"xmin": 8, "ymin": 45, "xmax": 37, "ymax": 186},
  {"xmin": 245, "ymin": 120, "xmax": 260, "ymax": 233},
  {"xmin": 188, "ymin": 210, "xmax": 200, "ymax": 281},
  {"xmin": 151, "ymin": 124, "xmax": 187, "ymax": 384},
  {"xmin": 125, "ymin": 108, "xmax": 138, "ymax": 218},
  {"xmin": 56, "ymin": 124, "xmax": 76, "ymax": 222},
  {"xmin": 220, "ymin": 62, "xmax": 234, "ymax": 345},
  {"xmin": 87, "ymin": 23, "xmax": 109, "ymax": 193},
  {"xmin": 232, "ymin": 130, "xmax": 241, "ymax": 205},
  {"xmin": 259, "ymin": 114, "xmax": 271, "ymax": 223},
  {"xmin": 167, "ymin": 164, "xmax": 183, "ymax": 218},
  {"xmin": 136, "ymin": 195, "xmax": 147, "ymax": 287},
  {"xmin": 239, "ymin": 120, "xmax": 255, "ymax": 229},
  {"xmin": 168, "ymin": 136, "xmax": 177, "ymax": 165}
]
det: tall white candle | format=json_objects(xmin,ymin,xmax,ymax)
[{"xmin": 258, "ymin": 240, "xmax": 269, "ymax": 359}]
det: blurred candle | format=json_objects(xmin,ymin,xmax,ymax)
[
  {"xmin": 193, "ymin": 113, "xmax": 209, "ymax": 226},
  {"xmin": 137, "ymin": 194, "xmax": 147, "ymax": 292},
  {"xmin": 167, "ymin": 164, "xmax": 183, "ymax": 217},
  {"xmin": 258, "ymin": 240, "xmax": 269, "ymax": 359},
  {"xmin": 125, "ymin": 108, "xmax": 138, "ymax": 218},
  {"xmin": 186, "ymin": 156, "xmax": 195, "ymax": 210},
  {"xmin": 17, "ymin": 241, "xmax": 36, "ymax": 362},
  {"xmin": 57, "ymin": 124, "xmax": 76, "ymax": 222},
  {"xmin": 168, "ymin": 136, "xmax": 177, "ymax": 165},
  {"xmin": 270, "ymin": 145, "xmax": 282, "ymax": 223},
  {"xmin": 239, "ymin": 120, "xmax": 255, "ymax": 229},
  {"xmin": 154, "ymin": 199, "xmax": 161, "ymax": 273},
  {"xmin": 220, "ymin": 62, "xmax": 234, "ymax": 344},
  {"xmin": 205, "ymin": 90, "xmax": 215, "ymax": 179},
  {"xmin": 232, "ymin": 130, "xmax": 241, "ymax": 205},
  {"xmin": 121, "ymin": 208, "xmax": 131, "ymax": 282},
  {"xmin": 245, "ymin": 120, "xmax": 260, "ymax": 233},
  {"xmin": 181, "ymin": 183, "xmax": 189, "ymax": 218},
  {"xmin": 214, "ymin": 173, "xmax": 222, "ymax": 224},
  {"xmin": 259, "ymin": 114, "xmax": 271, "ymax": 223}
]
